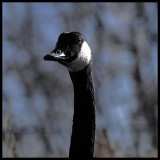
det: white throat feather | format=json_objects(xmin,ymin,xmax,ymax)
[{"xmin": 67, "ymin": 41, "xmax": 91, "ymax": 72}]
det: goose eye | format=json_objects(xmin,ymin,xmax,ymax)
[
  {"xmin": 78, "ymin": 38, "xmax": 81, "ymax": 43},
  {"xmin": 56, "ymin": 50, "xmax": 61, "ymax": 54}
]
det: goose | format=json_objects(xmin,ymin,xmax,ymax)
[{"xmin": 43, "ymin": 32, "xmax": 96, "ymax": 158}]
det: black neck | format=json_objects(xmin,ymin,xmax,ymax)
[{"xmin": 69, "ymin": 63, "xmax": 96, "ymax": 158}]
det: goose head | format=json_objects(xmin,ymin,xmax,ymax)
[{"xmin": 43, "ymin": 32, "xmax": 91, "ymax": 72}]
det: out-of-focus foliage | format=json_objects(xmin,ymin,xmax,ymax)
[{"xmin": 2, "ymin": 2, "xmax": 157, "ymax": 157}]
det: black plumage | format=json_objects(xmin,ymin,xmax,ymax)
[
  {"xmin": 69, "ymin": 62, "xmax": 96, "ymax": 158},
  {"xmin": 44, "ymin": 32, "xmax": 96, "ymax": 158}
]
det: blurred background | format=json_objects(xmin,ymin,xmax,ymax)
[{"xmin": 2, "ymin": 2, "xmax": 158, "ymax": 158}]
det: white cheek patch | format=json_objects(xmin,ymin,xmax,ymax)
[{"xmin": 67, "ymin": 41, "xmax": 91, "ymax": 72}]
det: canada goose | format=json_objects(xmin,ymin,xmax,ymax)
[{"xmin": 43, "ymin": 32, "xmax": 96, "ymax": 158}]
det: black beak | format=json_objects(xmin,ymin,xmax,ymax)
[
  {"xmin": 43, "ymin": 54, "xmax": 57, "ymax": 61},
  {"xmin": 43, "ymin": 52, "xmax": 69, "ymax": 62}
]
